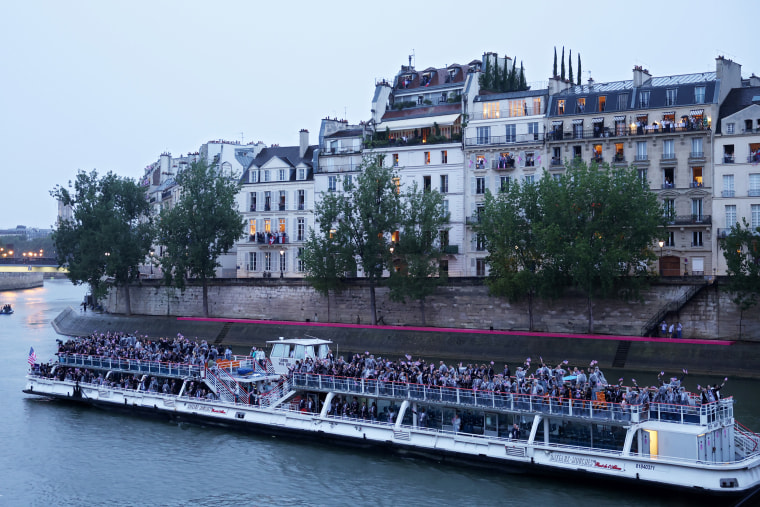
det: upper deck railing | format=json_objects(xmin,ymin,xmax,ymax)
[
  {"xmin": 291, "ymin": 372, "xmax": 733, "ymax": 426},
  {"xmin": 57, "ymin": 353, "xmax": 202, "ymax": 378}
]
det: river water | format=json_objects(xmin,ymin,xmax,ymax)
[{"xmin": 1, "ymin": 280, "xmax": 757, "ymax": 506}]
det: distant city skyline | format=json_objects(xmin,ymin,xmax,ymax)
[{"xmin": 2, "ymin": 0, "xmax": 757, "ymax": 227}]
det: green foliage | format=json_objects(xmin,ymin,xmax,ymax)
[
  {"xmin": 553, "ymin": 47, "xmax": 558, "ymax": 78},
  {"xmin": 307, "ymin": 155, "xmax": 401, "ymax": 324},
  {"xmin": 157, "ymin": 158, "xmax": 243, "ymax": 316},
  {"xmin": 478, "ymin": 53, "xmax": 530, "ymax": 93},
  {"xmin": 568, "ymin": 49, "xmax": 574, "ymax": 84},
  {"xmin": 50, "ymin": 170, "xmax": 154, "ymax": 311},
  {"xmin": 577, "ymin": 53, "xmax": 582, "ymax": 85},
  {"xmin": 720, "ymin": 218, "xmax": 760, "ymax": 338},
  {"xmin": 561, "ymin": 46, "xmax": 566, "ymax": 80},
  {"xmin": 387, "ymin": 181, "xmax": 450, "ymax": 324},
  {"xmin": 0, "ymin": 234, "xmax": 55, "ymax": 257}
]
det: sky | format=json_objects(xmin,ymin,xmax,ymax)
[{"xmin": 1, "ymin": 0, "xmax": 757, "ymax": 229}]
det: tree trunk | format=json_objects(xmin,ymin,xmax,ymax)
[
  {"xmin": 587, "ymin": 293, "xmax": 594, "ymax": 334},
  {"xmin": 123, "ymin": 284, "xmax": 132, "ymax": 316},
  {"xmin": 369, "ymin": 281, "xmax": 377, "ymax": 325},
  {"xmin": 419, "ymin": 299, "xmax": 426, "ymax": 326},
  {"xmin": 202, "ymin": 276, "xmax": 209, "ymax": 318}
]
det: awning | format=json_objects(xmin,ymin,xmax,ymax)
[
  {"xmin": 662, "ymin": 111, "xmax": 675, "ymax": 116},
  {"xmin": 636, "ymin": 113, "xmax": 649, "ymax": 119},
  {"xmin": 613, "ymin": 115, "xmax": 626, "ymax": 121},
  {"xmin": 690, "ymin": 109, "xmax": 704, "ymax": 116},
  {"xmin": 376, "ymin": 113, "xmax": 461, "ymax": 132},
  {"xmin": 551, "ymin": 120, "xmax": 564, "ymax": 126},
  {"xmin": 591, "ymin": 117, "xmax": 604, "ymax": 123},
  {"xmin": 572, "ymin": 119, "xmax": 584, "ymax": 125}
]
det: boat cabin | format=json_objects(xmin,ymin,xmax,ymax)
[{"xmin": 267, "ymin": 337, "xmax": 332, "ymax": 375}]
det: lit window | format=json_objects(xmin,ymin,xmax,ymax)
[
  {"xmin": 557, "ymin": 100, "xmax": 565, "ymax": 115},
  {"xmin": 598, "ymin": 96, "xmax": 606, "ymax": 112},
  {"xmin": 576, "ymin": 98, "xmax": 586, "ymax": 113},
  {"xmin": 393, "ymin": 154, "xmax": 399, "ymax": 167},
  {"xmin": 264, "ymin": 219, "xmax": 271, "ymax": 233},
  {"xmin": 393, "ymin": 177, "xmax": 400, "ymax": 194},
  {"xmin": 279, "ymin": 218, "xmax": 286, "ymax": 233},
  {"xmin": 249, "ymin": 219, "xmax": 256, "ymax": 235},
  {"xmin": 441, "ymin": 150, "xmax": 448, "ymax": 164},
  {"xmin": 424, "ymin": 151, "xmax": 430, "ymax": 165},
  {"xmin": 482, "ymin": 102, "xmax": 500, "ymax": 119}
]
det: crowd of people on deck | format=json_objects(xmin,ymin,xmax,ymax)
[{"xmin": 32, "ymin": 332, "xmax": 730, "ymax": 412}]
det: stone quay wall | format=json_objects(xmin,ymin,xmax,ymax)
[
  {"xmin": 102, "ymin": 278, "xmax": 759, "ymax": 341},
  {"xmin": 0, "ymin": 272, "xmax": 44, "ymax": 291}
]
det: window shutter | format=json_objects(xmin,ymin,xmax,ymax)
[{"xmin": 470, "ymin": 177, "xmax": 476, "ymax": 195}]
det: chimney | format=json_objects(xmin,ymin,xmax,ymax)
[
  {"xmin": 750, "ymin": 74, "xmax": 760, "ymax": 87},
  {"xmin": 548, "ymin": 76, "xmax": 572, "ymax": 96},
  {"xmin": 632, "ymin": 66, "xmax": 651, "ymax": 87},
  {"xmin": 299, "ymin": 129, "xmax": 309, "ymax": 158},
  {"xmin": 716, "ymin": 56, "xmax": 743, "ymax": 105}
]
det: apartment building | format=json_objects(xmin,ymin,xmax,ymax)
[
  {"xmin": 713, "ymin": 82, "xmax": 760, "ymax": 274},
  {"xmin": 236, "ymin": 130, "xmax": 316, "ymax": 278},
  {"xmin": 366, "ymin": 60, "xmax": 480, "ymax": 276},
  {"xmin": 545, "ymin": 58, "xmax": 743, "ymax": 276},
  {"xmin": 314, "ymin": 117, "xmax": 366, "ymax": 197}
]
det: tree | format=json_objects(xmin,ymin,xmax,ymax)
[
  {"xmin": 157, "ymin": 158, "xmax": 244, "ymax": 317},
  {"xmin": 553, "ymin": 47, "xmax": 558, "ymax": 78},
  {"xmin": 51, "ymin": 170, "xmax": 154, "ymax": 314},
  {"xmin": 386, "ymin": 181, "xmax": 449, "ymax": 325},
  {"xmin": 310, "ymin": 154, "xmax": 401, "ymax": 325},
  {"xmin": 476, "ymin": 180, "xmax": 554, "ymax": 331},
  {"xmin": 568, "ymin": 49, "xmax": 574, "ymax": 84},
  {"xmin": 577, "ymin": 53, "xmax": 582, "ymax": 85},
  {"xmin": 540, "ymin": 162, "xmax": 666, "ymax": 333},
  {"xmin": 519, "ymin": 61, "xmax": 528, "ymax": 91},
  {"xmin": 720, "ymin": 218, "xmax": 760, "ymax": 338},
  {"xmin": 561, "ymin": 46, "xmax": 566, "ymax": 80}
]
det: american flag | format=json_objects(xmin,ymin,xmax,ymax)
[{"xmin": 28, "ymin": 347, "xmax": 37, "ymax": 366}]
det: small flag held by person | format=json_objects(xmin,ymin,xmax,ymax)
[{"xmin": 28, "ymin": 346, "xmax": 37, "ymax": 366}]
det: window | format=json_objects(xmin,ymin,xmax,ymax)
[
  {"xmin": 636, "ymin": 141, "xmax": 647, "ymax": 161},
  {"xmin": 424, "ymin": 151, "xmax": 430, "ymax": 165},
  {"xmin": 476, "ymin": 177, "xmax": 486, "ymax": 194},
  {"xmin": 694, "ymin": 86, "xmax": 706, "ymax": 103},
  {"xmin": 442, "ymin": 200, "xmax": 449, "ymax": 215},
  {"xmin": 249, "ymin": 192, "xmax": 257, "ymax": 211},
  {"xmin": 264, "ymin": 170, "xmax": 270, "ymax": 182},
  {"xmin": 476, "ymin": 234, "xmax": 486, "ymax": 251},
  {"xmin": 724, "ymin": 144, "xmax": 735, "ymax": 163},
  {"xmin": 691, "ymin": 138, "xmax": 703, "ymax": 158},
  {"xmin": 639, "ymin": 90, "xmax": 650, "ymax": 108},
  {"xmin": 573, "ymin": 146, "xmax": 582, "ymax": 159},
  {"xmin": 280, "ymin": 250, "xmax": 287, "ymax": 272},
  {"xmin": 505, "ymin": 124, "xmax": 516, "ymax": 143},
  {"xmin": 665, "ymin": 89, "xmax": 677, "ymax": 106},
  {"xmin": 592, "ymin": 145, "xmax": 602, "ymax": 163},
  {"xmin": 482, "ymin": 101, "xmax": 500, "ymax": 119},
  {"xmin": 725, "ymin": 205, "xmax": 737, "ymax": 228},
  {"xmin": 440, "ymin": 175, "xmax": 448, "ymax": 193},
  {"xmin": 476, "ymin": 258, "xmax": 486, "ymax": 276},
  {"xmin": 441, "ymin": 150, "xmax": 448, "ymax": 164},
  {"xmin": 264, "ymin": 252, "xmax": 272, "ymax": 271},
  {"xmin": 500, "ymin": 176, "xmax": 510, "ymax": 192},
  {"xmin": 573, "ymin": 121, "xmax": 583, "ymax": 139},
  {"xmin": 476, "ymin": 126, "xmax": 490, "ymax": 145},
  {"xmin": 614, "ymin": 143, "xmax": 624, "ymax": 162},
  {"xmin": 692, "ymin": 231, "xmax": 703, "ymax": 247},
  {"xmin": 278, "ymin": 218, "xmax": 286, "ymax": 233},
  {"xmin": 423, "ymin": 175, "xmax": 431, "ymax": 192},
  {"xmin": 248, "ymin": 219, "xmax": 256, "ymax": 237},
  {"xmin": 297, "ymin": 247, "xmax": 304, "ymax": 272},
  {"xmin": 264, "ymin": 191, "xmax": 271, "ymax": 211},
  {"xmin": 576, "ymin": 98, "xmax": 586, "ymax": 113},
  {"xmin": 523, "ymin": 174, "xmax": 535, "ymax": 185},
  {"xmin": 392, "ymin": 154, "xmax": 399, "ymax": 167},
  {"xmin": 752, "ymin": 204, "xmax": 760, "ymax": 229},
  {"xmin": 663, "ymin": 168, "xmax": 674, "ymax": 188},
  {"xmin": 750, "ymin": 174, "xmax": 760, "ymax": 196},
  {"xmin": 439, "ymin": 230, "xmax": 449, "ymax": 249},
  {"xmin": 279, "ymin": 169, "xmax": 286, "ymax": 181},
  {"xmin": 691, "ymin": 167, "xmax": 703, "ymax": 187},
  {"xmin": 665, "ymin": 231, "xmax": 675, "ymax": 247},
  {"xmin": 726, "ymin": 123, "xmax": 735, "ymax": 134},
  {"xmin": 723, "ymin": 175, "xmax": 735, "ymax": 197},
  {"xmin": 638, "ymin": 168, "xmax": 648, "ymax": 184},
  {"xmin": 297, "ymin": 218, "xmax": 305, "ymax": 241},
  {"xmin": 528, "ymin": 122, "xmax": 539, "ymax": 140},
  {"xmin": 598, "ymin": 96, "xmax": 606, "ymax": 112},
  {"xmin": 279, "ymin": 191, "xmax": 286, "ymax": 210},
  {"xmin": 692, "ymin": 198, "xmax": 704, "ymax": 221},
  {"xmin": 663, "ymin": 139, "xmax": 675, "ymax": 159},
  {"xmin": 248, "ymin": 252, "xmax": 257, "ymax": 271},
  {"xmin": 393, "ymin": 177, "xmax": 400, "ymax": 194},
  {"xmin": 328, "ymin": 176, "xmax": 337, "ymax": 192},
  {"xmin": 664, "ymin": 199, "xmax": 675, "ymax": 219},
  {"xmin": 298, "ymin": 189, "xmax": 305, "ymax": 210},
  {"xmin": 298, "ymin": 168, "xmax": 305, "ymax": 180},
  {"xmin": 250, "ymin": 170, "xmax": 259, "ymax": 183},
  {"xmin": 525, "ymin": 151, "xmax": 535, "ymax": 167},
  {"xmin": 343, "ymin": 174, "xmax": 352, "ymax": 191},
  {"xmin": 617, "ymin": 93, "xmax": 629, "ymax": 110},
  {"xmin": 476, "ymin": 155, "xmax": 486, "ymax": 168},
  {"xmin": 557, "ymin": 100, "xmax": 565, "ymax": 115},
  {"xmin": 439, "ymin": 259, "xmax": 449, "ymax": 274},
  {"xmin": 264, "ymin": 218, "xmax": 271, "ymax": 233}
]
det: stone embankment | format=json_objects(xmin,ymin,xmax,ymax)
[{"xmin": 0, "ymin": 272, "xmax": 43, "ymax": 291}]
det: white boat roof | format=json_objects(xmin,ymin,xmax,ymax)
[
  {"xmin": 636, "ymin": 421, "xmax": 709, "ymax": 435},
  {"xmin": 266, "ymin": 338, "xmax": 332, "ymax": 346}
]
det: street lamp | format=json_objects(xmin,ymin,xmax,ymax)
[
  {"xmin": 149, "ymin": 250, "xmax": 154, "ymax": 275},
  {"xmin": 658, "ymin": 240, "xmax": 664, "ymax": 275},
  {"xmin": 279, "ymin": 248, "xmax": 285, "ymax": 278}
]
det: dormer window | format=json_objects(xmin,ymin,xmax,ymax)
[
  {"xmin": 695, "ymin": 86, "xmax": 706, "ymax": 103},
  {"xmin": 576, "ymin": 98, "xmax": 586, "ymax": 113},
  {"xmin": 298, "ymin": 168, "xmax": 305, "ymax": 180},
  {"xmin": 665, "ymin": 89, "xmax": 677, "ymax": 106},
  {"xmin": 400, "ymin": 74, "xmax": 413, "ymax": 89},
  {"xmin": 250, "ymin": 170, "xmax": 259, "ymax": 183},
  {"xmin": 557, "ymin": 100, "xmax": 565, "ymax": 115},
  {"xmin": 279, "ymin": 169, "xmax": 286, "ymax": 181},
  {"xmin": 639, "ymin": 91, "xmax": 650, "ymax": 108},
  {"xmin": 421, "ymin": 72, "xmax": 433, "ymax": 86}
]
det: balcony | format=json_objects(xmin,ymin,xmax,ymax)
[
  {"xmin": 690, "ymin": 181, "xmax": 705, "ymax": 188},
  {"xmin": 550, "ymin": 157, "xmax": 563, "ymax": 167},
  {"xmin": 613, "ymin": 153, "xmax": 626, "ymax": 163},
  {"xmin": 689, "ymin": 151, "xmax": 705, "ymax": 160},
  {"xmin": 723, "ymin": 155, "xmax": 735, "ymax": 163},
  {"xmin": 252, "ymin": 232, "xmax": 290, "ymax": 245},
  {"xmin": 465, "ymin": 216, "xmax": 481, "ymax": 226},
  {"xmin": 278, "ymin": 203, "xmax": 286, "ymax": 211},
  {"xmin": 690, "ymin": 242, "xmax": 704, "ymax": 247},
  {"xmin": 316, "ymin": 164, "xmax": 360, "ymax": 174},
  {"xmin": 749, "ymin": 189, "xmax": 760, "ymax": 197},
  {"xmin": 321, "ymin": 146, "xmax": 362, "ymax": 156},
  {"xmin": 442, "ymin": 245, "xmax": 459, "ymax": 254},
  {"xmin": 671, "ymin": 215, "xmax": 711, "ymax": 225},
  {"xmin": 634, "ymin": 154, "xmax": 649, "ymax": 162},
  {"xmin": 492, "ymin": 159, "xmax": 516, "ymax": 171},
  {"xmin": 546, "ymin": 123, "xmax": 710, "ymax": 142},
  {"xmin": 749, "ymin": 155, "xmax": 760, "ymax": 164},
  {"xmin": 591, "ymin": 155, "xmax": 604, "ymax": 164},
  {"xmin": 721, "ymin": 190, "xmax": 735, "ymax": 198},
  {"xmin": 717, "ymin": 228, "xmax": 731, "ymax": 239},
  {"xmin": 264, "ymin": 204, "xmax": 271, "ymax": 211},
  {"xmin": 249, "ymin": 205, "xmax": 256, "ymax": 212},
  {"xmin": 661, "ymin": 153, "xmax": 676, "ymax": 161},
  {"xmin": 465, "ymin": 132, "xmax": 544, "ymax": 147},
  {"xmin": 661, "ymin": 181, "xmax": 675, "ymax": 189}
]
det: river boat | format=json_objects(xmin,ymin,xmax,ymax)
[
  {"xmin": 1, "ymin": 304, "xmax": 13, "ymax": 315},
  {"xmin": 23, "ymin": 337, "xmax": 760, "ymax": 500}
]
